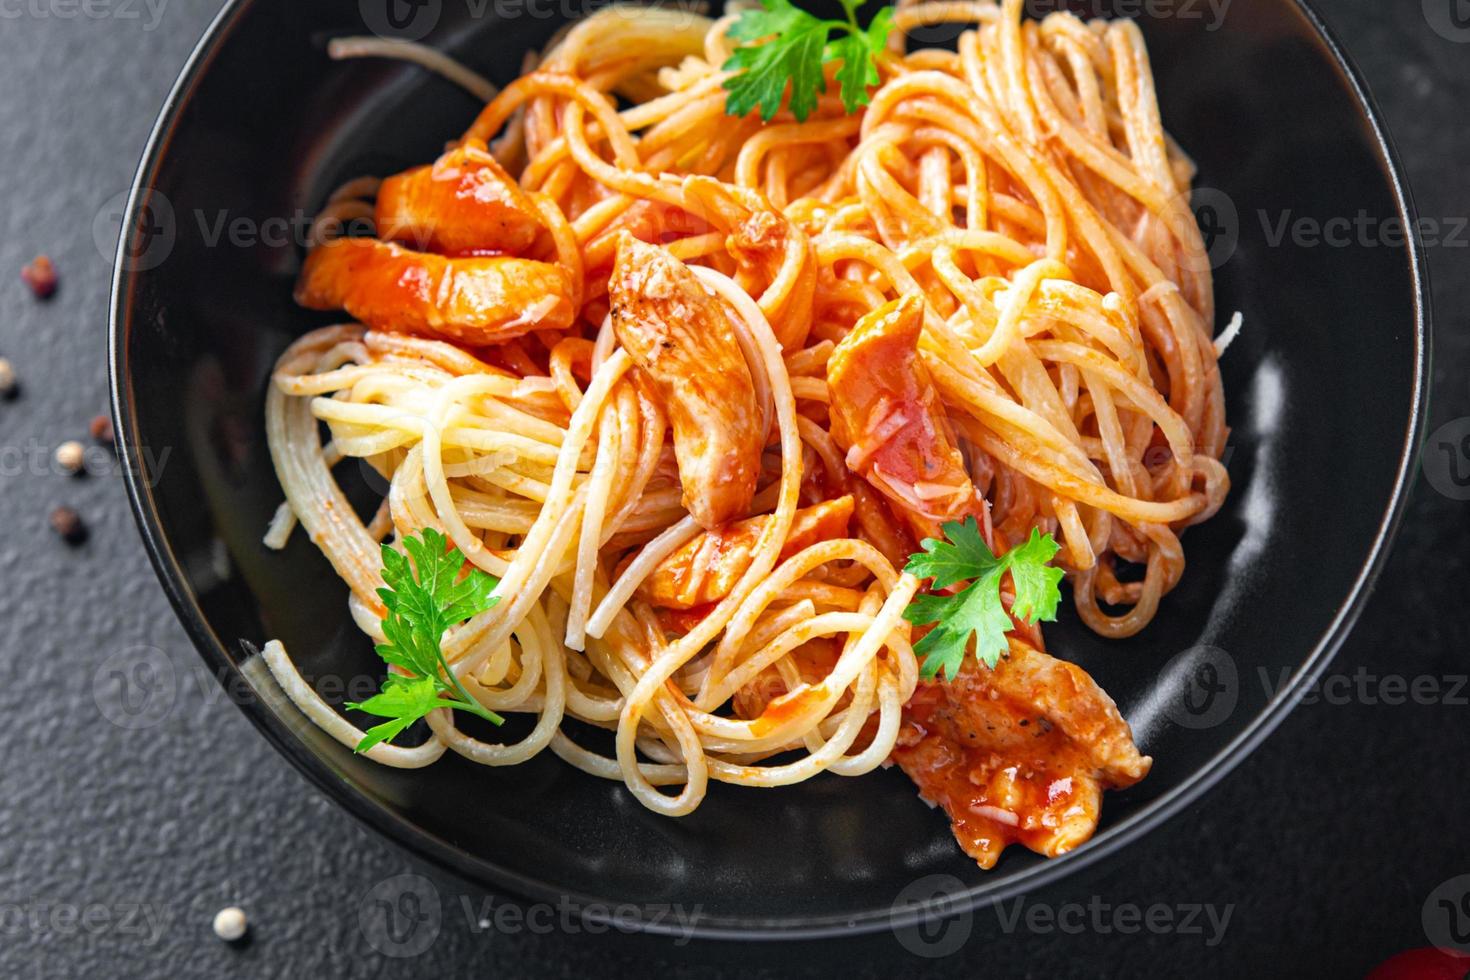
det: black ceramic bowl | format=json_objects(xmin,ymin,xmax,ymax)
[{"xmin": 109, "ymin": 0, "xmax": 1427, "ymax": 939}]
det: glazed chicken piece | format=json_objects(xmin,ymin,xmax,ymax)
[
  {"xmin": 827, "ymin": 293, "xmax": 987, "ymax": 543},
  {"xmin": 375, "ymin": 140, "xmax": 543, "ymax": 256},
  {"xmin": 637, "ymin": 496, "xmax": 854, "ymax": 610},
  {"xmin": 609, "ymin": 237, "xmax": 762, "ymax": 529},
  {"xmin": 295, "ymin": 238, "xmax": 575, "ymax": 346},
  {"xmin": 589, "ymin": 199, "xmax": 714, "ymax": 256},
  {"xmin": 682, "ymin": 177, "xmax": 814, "ymax": 350},
  {"xmin": 893, "ymin": 638, "xmax": 1151, "ymax": 868}
]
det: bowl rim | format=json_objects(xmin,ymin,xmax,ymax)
[{"xmin": 108, "ymin": 0, "xmax": 1431, "ymax": 941}]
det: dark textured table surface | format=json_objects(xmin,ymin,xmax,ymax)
[{"xmin": 1, "ymin": 0, "xmax": 1466, "ymax": 976}]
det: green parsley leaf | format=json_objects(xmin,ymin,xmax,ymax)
[
  {"xmin": 863, "ymin": 3, "xmax": 895, "ymax": 47},
  {"xmin": 1005, "ymin": 528, "xmax": 1065, "ymax": 625},
  {"xmin": 726, "ymin": 0, "xmax": 811, "ymax": 42},
  {"xmin": 908, "ymin": 573, "xmax": 1016, "ymax": 681},
  {"xmin": 827, "ymin": 33, "xmax": 876, "ymax": 113},
  {"xmin": 346, "ymin": 528, "xmax": 504, "ymax": 750},
  {"xmin": 351, "ymin": 674, "xmax": 447, "ymax": 753},
  {"xmin": 722, "ymin": 0, "xmax": 897, "ymax": 122},
  {"xmin": 905, "ymin": 514, "xmax": 1003, "ymax": 590},
  {"xmin": 724, "ymin": 13, "xmax": 830, "ymax": 122},
  {"xmin": 902, "ymin": 519, "xmax": 1065, "ymax": 681}
]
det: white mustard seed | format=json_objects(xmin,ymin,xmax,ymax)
[
  {"xmin": 55, "ymin": 441, "xmax": 85, "ymax": 475},
  {"xmin": 212, "ymin": 906, "xmax": 248, "ymax": 942}
]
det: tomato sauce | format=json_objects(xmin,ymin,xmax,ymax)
[{"xmin": 891, "ymin": 676, "xmax": 1105, "ymax": 868}]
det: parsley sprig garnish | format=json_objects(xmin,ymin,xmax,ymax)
[
  {"xmin": 345, "ymin": 528, "xmax": 504, "ymax": 752},
  {"xmin": 902, "ymin": 519, "xmax": 1065, "ymax": 681},
  {"xmin": 722, "ymin": 0, "xmax": 896, "ymax": 122}
]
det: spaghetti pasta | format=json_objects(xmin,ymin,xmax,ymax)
[{"xmin": 261, "ymin": 0, "xmax": 1229, "ymax": 868}]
